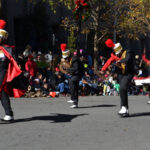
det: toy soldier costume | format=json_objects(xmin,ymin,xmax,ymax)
[
  {"xmin": 0, "ymin": 19, "xmax": 26, "ymax": 123},
  {"xmin": 102, "ymin": 39, "xmax": 136, "ymax": 117},
  {"xmin": 60, "ymin": 44, "xmax": 84, "ymax": 108}
]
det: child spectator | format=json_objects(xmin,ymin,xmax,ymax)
[{"xmin": 41, "ymin": 83, "xmax": 50, "ymax": 97}]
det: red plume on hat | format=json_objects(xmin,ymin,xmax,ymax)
[
  {"xmin": 0, "ymin": 20, "xmax": 6, "ymax": 29},
  {"xmin": 105, "ymin": 39, "xmax": 115, "ymax": 48},
  {"xmin": 60, "ymin": 43, "xmax": 67, "ymax": 52}
]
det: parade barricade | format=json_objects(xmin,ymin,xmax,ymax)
[{"xmin": 134, "ymin": 76, "xmax": 150, "ymax": 86}]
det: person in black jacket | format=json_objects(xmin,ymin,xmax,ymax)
[
  {"xmin": 105, "ymin": 39, "xmax": 137, "ymax": 117},
  {"xmin": 67, "ymin": 54, "xmax": 84, "ymax": 108},
  {"xmin": 60, "ymin": 44, "xmax": 84, "ymax": 108}
]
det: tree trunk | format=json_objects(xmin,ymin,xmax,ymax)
[
  {"xmin": 92, "ymin": 2, "xmax": 100, "ymax": 72},
  {"xmin": 93, "ymin": 30, "xmax": 99, "ymax": 71}
]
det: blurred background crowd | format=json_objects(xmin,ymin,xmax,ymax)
[{"xmin": 17, "ymin": 44, "xmax": 150, "ymax": 98}]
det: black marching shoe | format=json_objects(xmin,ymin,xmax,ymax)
[
  {"xmin": 0, "ymin": 115, "xmax": 14, "ymax": 124},
  {"xmin": 118, "ymin": 112, "xmax": 129, "ymax": 118}
]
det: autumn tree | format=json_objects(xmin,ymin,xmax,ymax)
[
  {"xmin": 15, "ymin": 0, "xmax": 150, "ymax": 69},
  {"xmin": 116, "ymin": 0, "xmax": 150, "ymax": 38},
  {"xmin": 47, "ymin": 0, "xmax": 130, "ymax": 69}
]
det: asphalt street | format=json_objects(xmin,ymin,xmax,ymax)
[{"xmin": 0, "ymin": 95, "xmax": 150, "ymax": 150}]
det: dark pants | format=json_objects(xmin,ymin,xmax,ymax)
[
  {"xmin": 69, "ymin": 76, "xmax": 80, "ymax": 105},
  {"xmin": 119, "ymin": 73, "xmax": 133, "ymax": 109},
  {"xmin": 148, "ymin": 66, "xmax": 150, "ymax": 76},
  {"xmin": 0, "ymin": 70, "xmax": 13, "ymax": 116}
]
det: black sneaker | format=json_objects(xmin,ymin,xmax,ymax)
[
  {"xmin": 0, "ymin": 115, "xmax": 14, "ymax": 124},
  {"xmin": 0, "ymin": 119, "xmax": 14, "ymax": 124},
  {"xmin": 118, "ymin": 113, "xmax": 129, "ymax": 118}
]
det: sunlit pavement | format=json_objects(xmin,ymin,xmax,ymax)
[{"xmin": 0, "ymin": 95, "xmax": 150, "ymax": 150}]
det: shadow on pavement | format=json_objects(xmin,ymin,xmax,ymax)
[
  {"xmin": 13, "ymin": 113, "xmax": 88, "ymax": 123},
  {"xmin": 129, "ymin": 112, "xmax": 150, "ymax": 117},
  {"xmin": 78, "ymin": 104, "xmax": 116, "ymax": 109}
]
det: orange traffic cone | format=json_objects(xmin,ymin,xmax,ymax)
[{"xmin": 49, "ymin": 92, "xmax": 56, "ymax": 98}]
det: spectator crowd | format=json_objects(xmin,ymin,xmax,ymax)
[{"xmin": 17, "ymin": 44, "xmax": 150, "ymax": 98}]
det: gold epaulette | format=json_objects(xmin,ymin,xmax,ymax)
[{"xmin": 120, "ymin": 50, "xmax": 127, "ymax": 74}]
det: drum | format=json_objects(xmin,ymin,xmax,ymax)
[{"xmin": 59, "ymin": 60, "xmax": 71, "ymax": 74}]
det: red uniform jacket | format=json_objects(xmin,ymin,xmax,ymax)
[
  {"xmin": 101, "ymin": 53, "xmax": 120, "ymax": 71},
  {"xmin": 0, "ymin": 46, "xmax": 26, "ymax": 98},
  {"xmin": 142, "ymin": 54, "xmax": 150, "ymax": 65}
]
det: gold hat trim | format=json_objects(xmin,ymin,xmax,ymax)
[
  {"xmin": 114, "ymin": 44, "xmax": 122, "ymax": 54},
  {"xmin": 62, "ymin": 50, "xmax": 70, "ymax": 56},
  {"xmin": 0, "ymin": 30, "xmax": 8, "ymax": 39}
]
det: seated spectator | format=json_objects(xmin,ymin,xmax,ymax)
[
  {"xmin": 45, "ymin": 67, "xmax": 54, "ymax": 81},
  {"xmin": 55, "ymin": 69, "xmax": 69, "ymax": 95},
  {"xmin": 31, "ymin": 73, "xmax": 44, "ymax": 97},
  {"xmin": 41, "ymin": 83, "xmax": 50, "ymax": 97},
  {"xmin": 79, "ymin": 71, "xmax": 93, "ymax": 96}
]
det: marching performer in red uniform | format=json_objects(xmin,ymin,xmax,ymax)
[
  {"xmin": 101, "ymin": 39, "xmax": 136, "ymax": 117},
  {"xmin": 0, "ymin": 19, "xmax": 26, "ymax": 123}
]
